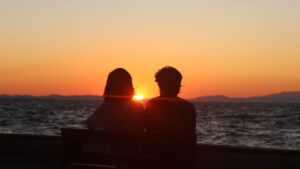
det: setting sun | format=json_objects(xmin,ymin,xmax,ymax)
[{"xmin": 133, "ymin": 95, "xmax": 144, "ymax": 101}]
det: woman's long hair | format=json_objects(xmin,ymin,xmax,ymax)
[{"xmin": 103, "ymin": 68, "xmax": 134, "ymax": 101}]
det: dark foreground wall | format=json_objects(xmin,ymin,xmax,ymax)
[
  {"xmin": 0, "ymin": 134, "xmax": 299, "ymax": 169},
  {"xmin": 0, "ymin": 134, "xmax": 62, "ymax": 169},
  {"xmin": 197, "ymin": 144, "xmax": 299, "ymax": 169}
]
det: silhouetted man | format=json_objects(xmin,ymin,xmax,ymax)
[{"xmin": 144, "ymin": 66, "xmax": 197, "ymax": 169}]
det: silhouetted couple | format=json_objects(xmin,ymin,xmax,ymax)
[{"xmin": 87, "ymin": 66, "xmax": 196, "ymax": 169}]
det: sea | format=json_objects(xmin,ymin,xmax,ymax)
[{"xmin": 0, "ymin": 98, "xmax": 300, "ymax": 150}]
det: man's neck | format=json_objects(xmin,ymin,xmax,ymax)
[{"xmin": 160, "ymin": 93, "xmax": 178, "ymax": 98}]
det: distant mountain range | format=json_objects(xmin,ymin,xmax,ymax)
[
  {"xmin": 192, "ymin": 92, "xmax": 300, "ymax": 103},
  {"xmin": 0, "ymin": 94, "xmax": 103, "ymax": 101},
  {"xmin": 1, "ymin": 91, "xmax": 300, "ymax": 103}
]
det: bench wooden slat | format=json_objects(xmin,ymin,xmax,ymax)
[{"xmin": 61, "ymin": 128, "xmax": 144, "ymax": 169}]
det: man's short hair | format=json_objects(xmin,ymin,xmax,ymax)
[{"xmin": 155, "ymin": 66, "xmax": 182, "ymax": 95}]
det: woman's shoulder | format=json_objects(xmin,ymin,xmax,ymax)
[
  {"xmin": 102, "ymin": 100, "xmax": 143, "ymax": 108},
  {"xmin": 127, "ymin": 100, "xmax": 145, "ymax": 110}
]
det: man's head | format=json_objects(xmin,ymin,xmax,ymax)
[{"xmin": 155, "ymin": 66, "xmax": 182, "ymax": 97}]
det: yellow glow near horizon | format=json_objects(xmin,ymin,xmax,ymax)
[{"xmin": 133, "ymin": 95, "xmax": 144, "ymax": 101}]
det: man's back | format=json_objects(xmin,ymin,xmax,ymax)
[
  {"xmin": 145, "ymin": 97, "xmax": 196, "ymax": 142},
  {"xmin": 144, "ymin": 96, "xmax": 197, "ymax": 169}
]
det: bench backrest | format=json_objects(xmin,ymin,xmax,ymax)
[{"xmin": 61, "ymin": 128, "xmax": 144, "ymax": 169}]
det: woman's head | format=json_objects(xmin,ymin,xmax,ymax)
[{"xmin": 103, "ymin": 68, "xmax": 134, "ymax": 100}]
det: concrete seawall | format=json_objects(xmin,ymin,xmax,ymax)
[{"xmin": 0, "ymin": 134, "xmax": 298, "ymax": 169}]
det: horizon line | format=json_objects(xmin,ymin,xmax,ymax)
[{"xmin": 1, "ymin": 90, "xmax": 300, "ymax": 99}]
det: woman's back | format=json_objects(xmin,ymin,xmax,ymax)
[
  {"xmin": 87, "ymin": 68, "xmax": 144, "ymax": 133},
  {"xmin": 87, "ymin": 100, "xmax": 144, "ymax": 133}
]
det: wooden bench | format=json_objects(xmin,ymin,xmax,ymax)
[{"xmin": 61, "ymin": 128, "xmax": 144, "ymax": 169}]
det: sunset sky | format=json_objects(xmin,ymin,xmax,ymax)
[{"xmin": 0, "ymin": 0, "xmax": 299, "ymax": 98}]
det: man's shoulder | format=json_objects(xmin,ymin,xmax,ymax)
[
  {"xmin": 146, "ymin": 97, "xmax": 160, "ymax": 108},
  {"xmin": 147, "ymin": 97, "xmax": 194, "ymax": 108},
  {"xmin": 147, "ymin": 97, "xmax": 161, "ymax": 103},
  {"xmin": 177, "ymin": 98, "xmax": 195, "ymax": 110}
]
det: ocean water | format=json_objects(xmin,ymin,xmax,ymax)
[{"xmin": 0, "ymin": 98, "xmax": 300, "ymax": 150}]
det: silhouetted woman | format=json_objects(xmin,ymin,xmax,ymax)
[{"xmin": 87, "ymin": 68, "xmax": 144, "ymax": 133}]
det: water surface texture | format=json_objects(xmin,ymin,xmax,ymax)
[{"xmin": 0, "ymin": 98, "xmax": 299, "ymax": 150}]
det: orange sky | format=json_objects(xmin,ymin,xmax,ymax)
[{"xmin": 0, "ymin": 1, "xmax": 300, "ymax": 98}]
